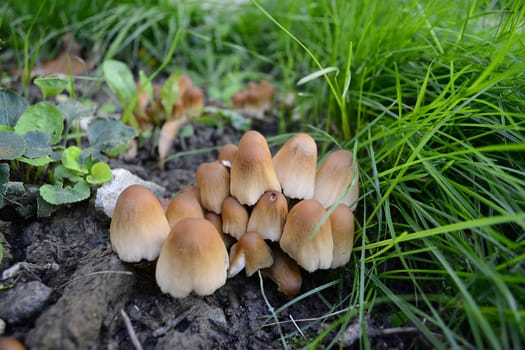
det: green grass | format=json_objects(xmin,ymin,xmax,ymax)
[{"xmin": 2, "ymin": 0, "xmax": 524, "ymax": 348}]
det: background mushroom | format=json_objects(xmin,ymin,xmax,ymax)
[
  {"xmin": 262, "ymin": 245, "xmax": 302, "ymax": 297},
  {"xmin": 110, "ymin": 184, "xmax": 170, "ymax": 262},
  {"xmin": 228, "ymin": 231, "xmax": 273, "ymax": 278},
  {"xmin": 221, "ymin": 196, "xmax": 249, "ymax": 239},
  {"xmin": 195, "ymin": 161, "xmax": 230, "ymax": 214},
  {"xmin": 165, "ymin": 186, "xmax": 204, "ymax": 229}
]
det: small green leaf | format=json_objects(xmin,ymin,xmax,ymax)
[
  {"xmin": 22, "ymin": 130, "xmax": 52, "ymax": 158},
  {"xmin": 62, "ymin": 146, "xmax": 88, "ymax": 173},
  {"xmin": 18, "ymin": 156, "xmax": 54, "ymax": 167},
  {"xmin": 102, "ymin": 60, "xmax": 136, "ymax": 105},
  {"xmin": 14, "ymin": 102, "xmax": 64, "ymax": 144},
  {"xmin": 86, "ymin": 162, "xmax": 112, "ymax": 184},
  {"xmin": 54, "ymin": 164, "xmax": 82, "ymax": 182},
  {"xmin": 0, "ymin": 130, "xmax": 25, "ymax": 159},
  {"xmin": 160, "ymin": 72, "xmax": 181, "ymax": 116},
  {"xmin": 40, "ymin": 180, "xmax": 91, "ymax": 205},
  {"xmin": 0, "ymin": 89, "xmax": 29, "ymax": 128},
  {"xmin": 297, "ymin": 66, "xmax": 339, "ymax": 86},
  {"xmin": 34, "ymin": 76, "xmax": 68, "ymax": 99},
  {"xmin": 87, "ymin": 118, "xmax": 137, "ymax": 154},
  {"xmin": 178, "ymin": 124, "xmax": 194, "ymax": 138}
]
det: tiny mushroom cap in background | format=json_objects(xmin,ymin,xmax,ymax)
[
  {"xmin": 165, "ymin": 186, "xmax": 204, "ymax": 229},
  {"xmin": 221, "ymin": 196, "xmax": 249, "ymax": 240},
  {"xmin": 279, "ymin": 199, "xmax": 333, "ymax": 272},
  {"xmin": 217, "ymin": 143, "xmax": 238, "ymax": 167},
  {"xmin": 262, "ymin": 246, "xmax": 302, "ymax": 297},
  {"xmin": 246, "ymin": 190, "xmax": 288, "ymax": 241},
  {"xmin": 313, "ymin": 149, "xmax": 359, "ymax": 210},
  {"xmin": 228, "ymin": 231, "xmax": 274, "ymax": 278},
  {"xmin": 272, "ymin": 133, "xmax": 317, "ymax": 199},
  {"xmin": 329, "ymin": 204, "xmax": 355, "ymax": 268},
  {"xmin": 110, "ymin": 184, "xmax": 170, "ymax": 262},
  {"xmin": 195, "ymin": 161, "xmax": 230, "ymax": 214},
  {"xmin": 230, "ymin": 139, "xmax": 281, "ymax": 206},
  {"xmin": 155, "ymin": 217, "xmax": 229, "ymax": 298}
]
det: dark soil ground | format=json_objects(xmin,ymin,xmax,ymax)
[{"xmin": 0, "ymin": 118, "xmax": 358, "ymax": 349}]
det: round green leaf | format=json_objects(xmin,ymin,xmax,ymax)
[
  {"xmin": 0, "ymin": 89, "xmax": 29, "ymax": 128},
  {"xmin": 22, "ymin": 130, "xmax": 52, "ymax": 158},
  {"xmin": 86, "ymin": 162, "xmax": 112, "ymax": 184},
  {"xmin": 39, "ymin": 180, "xmax": 91, "ymax": 205},
  {"xmin": 0, "ymin": 130, "xmax": 25, "ymax": 160},
  {"xmin": 102, "ymin": 60, "xmax": 136, "ymax": 105},
  {"xmin": 87, "ymin": 118, "xmax": 136, "ymax": 155},
  {"xmin": 34, "ymin": 76, "xmax": 68, "ymax": 99},
  {"xmin": 14, "ymin": 102, "xmax": 64, "ymax": 144},
  {"xmin": 61, "ymin": 146, "xmax": 87, "ymax": 173}
]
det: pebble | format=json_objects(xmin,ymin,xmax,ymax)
[{"xmin": 0, "ymin": 280, "xmax": 52, "ymax": 324}]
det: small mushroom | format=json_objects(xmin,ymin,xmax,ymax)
[
  {"xmin": 313, "ymin": 149, "xmax": 359, "ymax": 210},
  {"xmin": 228, "ymin": 231, "xmax": 273, "ymax": 278},
  {"xmin": 230, "ymin": 133, "xmax": 281, "ymax": 205},
  {"xmin": 262, "ymin": 246, "xmax": 302, "ymax": 297},
  {"xmin": 0, "ymin": 337, "xmax": 25, "ymax": 350},
  {"xmin": 195, "ymin": 161, "xmax": 230, "ymax": 214},
  {"xmin": 221, "ymin": 196, "xmax": 249, "ymax": 239},
  {"xmin": 246, "ymin": 190, "xmax": 288, "ymax": 241},
  {"xmin": 217, "ymin": 143, "xmax": 238, "ymax": 167},
  {"xmin": 279, "ymin": 199, "xmax": 333, "ymax": 272},
  {"xmin": 272, "ymin": 133, "xmax": 317, "ymax": 199},
  {"xmin": 329, "ymin": 204, "xmax": 355, "ymax": 268},
  {"xmin": 182, "ymin": 84, "xmax": 204, "ymax": 117},
  {"xmin": 110, "ymin": 184, "xmax": 170, "ymax": 262},
  {"xmin": 165, "ymin": 186, "xmax": 204, "ymax": 229},
  {"xmin": 205, "ymin": 211, "xmax": 235, "ymax": 248},
  {"xmin": 155, "ymin": 217, "xmax": 229, "ymax": 298}
]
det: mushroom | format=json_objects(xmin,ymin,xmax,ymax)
[
  {"xmin": 110, "ymin": 184, "xmax": 170, "ymax": 262},
  {"xmin": 262, "ymin": 245, "xmax": 302, "ymax": 297},
  {"xmin": 313, "ymin": 149, "xmax": 359, "ymax": 210},
  {"xmin": 195, "ymin": 161, "xmax": 230, "ymax": 214},
  {"xmin": 155, "ymin": 217, "xmax": 229, "ymax": 298},
  {"xmin": 217, "ymin": 143, "xmax": 238, "ymax": 168},
  {"xmin": 230, "ymin": 132, "xmax": 281, "ymax": 205},
  {"xmin": 246, "ymin": 190, "xmax": 288, "ymax": 241},
  {"xmin": 221, "ymin": 196, "xmax": 249, "ymax": 239},
  {"xmin": 165, "ymin": 186, "xmax": 204, "ymax": 229},
  {"xmin": 182, "ymin": 84, "xmax": 204, "ymax": 117},
  {"xmin": 272, "ymin": 133, "xmax": 317, "ymax": 199},
  {"xmin": 228, "ymin": 231, "xmax": 273, "ymax": 278},
  {"xmin": 205, "ymin": 211, "xmax": 235, "ymax": 248},
  {"xmin": 0, "ymin": 337, "xmax": 25, "ymax": 350},
  {"xmin": 238, "ymin": 130, "xmax": 271, "ymax": 157},
  {"xmin": 329, "ymin": 204, "xmax": 355, "ymax": 268},
  {"xmin": 279, "ymin": 199, "xmax": 333, "ymax": 272}
]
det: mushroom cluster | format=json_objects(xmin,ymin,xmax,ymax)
[{"xmin": 110, "ymin": 130, "xmax": 359, "ymax": 298}]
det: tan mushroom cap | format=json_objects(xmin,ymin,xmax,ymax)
[
  {"xmin": 228, "ymin": 231, "xmax": 274, "ymax": 277},
  {"xmin": 204, "ymin": 211, "xmax": 235, "ymax": 248},
  {"xmin": 217, "ymin": 143, "xmax": 238, "ymax": 167},
  {"xmin": 262, "ymin": 246, "xmax": 302, "ymax": 297},
  {"xmin": 155, "ymin": 217, "xmax": 229, "ymax": 298},
  {"xmin": 246, "ymin": 190, "xmax": 288, "ymax": 241},
  {"xmin": 195, "ymin": 161, "xmax": 230, "ymax": 214},
  {"xmin": 238, "ymin": 130, "xmax": 271, "ymax": 157},
  {"xmin": 221, "ymin": 196, "xmax": 249, "ymax": 240},
  {"xmin": 0, "ymin": 336, "xmax": 26, "ymax": 350},
  {"xmin": 165, "ymin": 187, "xmax": 204, "ymax": 229},
  {"xmin": 329, "ymin": 204, "xmax": 355, "ymax": 268},
  {"xmin": 110, "ymin": 184, "xmax": 170, "ymax": 262},
  {"xmin": 313, "ymin": 149, "xmax": 359, "ymax": 210},
  {"xmin": 230, "ymin": 139, "xmax": 281, "ymax": 206},
  {"xmin": 279, "ymin": 199, "xmax": 333, "ymax": 272},
  {"xmin": 272, "ymin": 133, "xmax": 317, "ymax": 199}
]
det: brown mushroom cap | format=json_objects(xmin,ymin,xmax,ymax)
[
  {"xmin": 262, "ymin": 245, "xmax": 302, "ymax": 297},
  {"xmin": 155, "ymin": 217, "xmax": 229, "ymax": 298},
  {"xmin": 238, "ymin": 130, "xmax": 271, "ymax": 157},
  {"xmin": 230, "ymin": 139, "xmax": 281, "ymax": 205},
  {"xmin": 221, "ymin": 196, "xmax": 249, "ymax": 239},
  {"xmin": 246, "ymin": 190, "xmax": 288, "ymax": 241},
  {"xmin": 272, "ymin": 133, "xmax": 317, "ymax": 199},
  {"xmin": 195, "ymin": 161, "xmax": 230, "ymax": 214},
  {"xmin": 228, "ymin": 231, "xmax": 274, "ymax": 277},
  {"xmin": 313, "ymin": 150, "xmax": 359, "ymax": 210},
  {"xmin": 279, "ymin": 199, "xmax": 333, "ymax": 272},
  {"xmin": 329, "ymin": 204, "xmax": 355, "ymax": 268},
  {"xmin": 217, "ymin": 143, "xmax": 238, "ymax": 167},
  {"xmin": 0, "ymin": 336, "xmax": 26, "ymax": 350},
  {"xmin": 205, "ymin": 211, "xmax": 235, "ymax": 248},
  {"xmin": 165, "ymin": 187, "xmax": 204, "ymax": 229},
  {"xmin": 110, "ymin": 184, "xmax": 170, "ymax": 262}
]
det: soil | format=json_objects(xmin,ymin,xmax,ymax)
[{"xmin": 0, "ymin": 120, "xmax": 360, "ymax": 349}]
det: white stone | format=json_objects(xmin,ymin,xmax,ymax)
[{"xmin": 95, "ymin": 168, "xmax": 166, "ymax": 218}]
